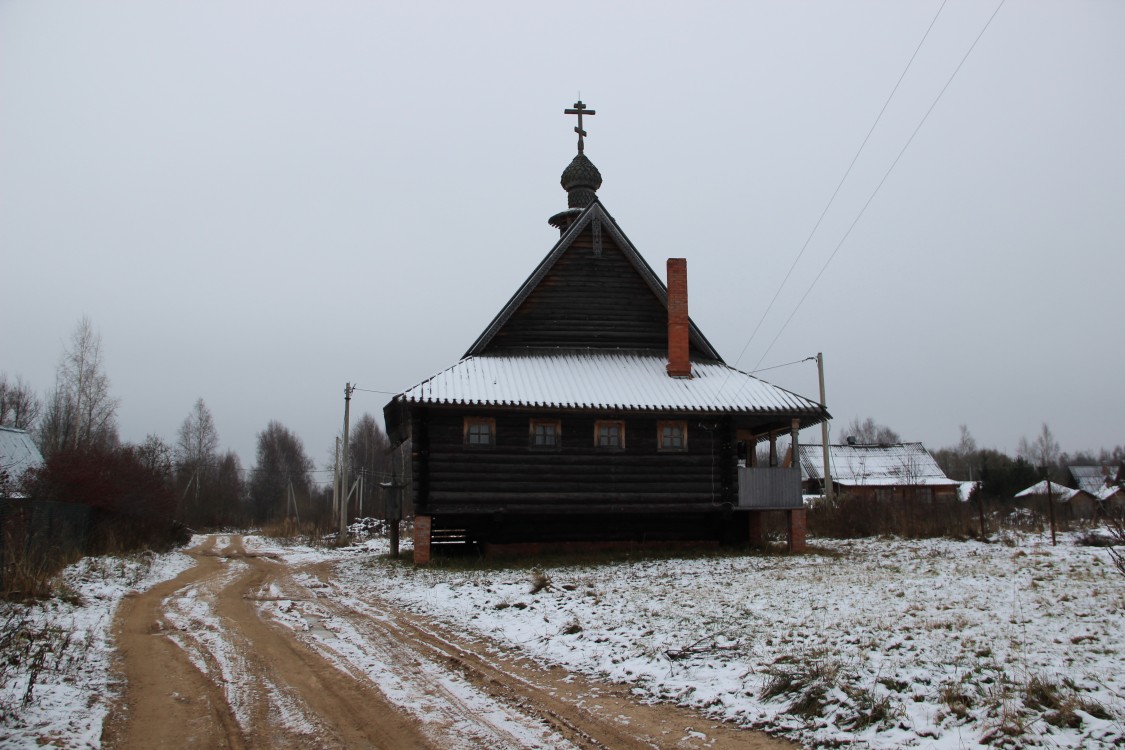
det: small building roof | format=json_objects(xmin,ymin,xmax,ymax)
[
  {"xmin": 1069, "ymin": 465, "xmax": 1117, "ymax": 495},
  {"xmin": 798, "ymin": 442, "xmax": 958, "ymax": 487},
  {"xmin": 0, "ymin": 426, "xmax": 44, "ymax": 484},
  {"xmin": 1096, "ymin": 484, "xmax": 1124, "ymax": 502},
  {"xmin": 1014, "ymin": 480, "xmax": 1083, "ymax": 503},
  {"xmin": 393, "ymin": 350, "xmax": 824, "ymax": 417}
]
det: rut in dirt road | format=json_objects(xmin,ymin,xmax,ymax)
[{"xmin": 104, "ymin": 535, "xmax": 794, "ymax": 750}]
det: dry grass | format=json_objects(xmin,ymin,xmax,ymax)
[{"xmin": 0, "ymin": 604, "xmax": 89, "ymax": 721}]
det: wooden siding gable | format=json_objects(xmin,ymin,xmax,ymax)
[{"xmin": 464, "ymin": 201, "xmax": 722, "ymax": 360}]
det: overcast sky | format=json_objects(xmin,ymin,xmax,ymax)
[{"xmin": 2, "ymin": 1, "xmax": 1123, "ymax": 472}]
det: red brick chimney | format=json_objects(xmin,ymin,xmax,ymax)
[{"xmin": 666, "ymin": 258, "xmax": 691, "ymax": 378}]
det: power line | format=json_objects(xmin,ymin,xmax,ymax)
[
  {"xmin": 749, "ymin": 356, "xmax": 817, "ymax": 375},
  {"xmin": 730, "ymin": 0, "xmax": 951, "ymax": 373},
  {"xmin": 750, "ymin": 0, "xmax": 1007, "ymax": 373}
]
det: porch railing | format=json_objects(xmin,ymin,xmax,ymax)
[{"xmin": 737, "ymin": 467, "xmax": 803, "ymax": 509}]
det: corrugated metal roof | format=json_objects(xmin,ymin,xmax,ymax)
[
  {"xmin": 0, "ymin": 427, "xmax": 44, "ymax": 479},
  {"xmin": 1069, "ymin": 465, "xmax": 1115, "ymax": 494},
  {"xmin": 798, "ymin": 442, "xmax": 957, "ymax": 487},
  {"xmin": 394, "ymin": 351, "xmax": 823, "ymax": 414}
]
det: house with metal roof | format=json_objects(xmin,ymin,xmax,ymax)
[
  {"xmin": 797, "ymin": 441, "xmax": 960, "ymax": 502},
  {"xmin": 1014, "ymin": 479, "xmax": 1103, "ymax": 520},
  {"xmin": 1068, "ymin": 465, "xmax": 1122, "ymax": 495},
  {"xmin": 384, "ymin": 102, "xmax": 828, "ymax": 563},
  {"xmin": 0, "ymin": 426, "xmax": 44, "ymax": 498}
]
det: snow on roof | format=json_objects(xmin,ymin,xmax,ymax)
[
  {"xmin": 1096, "ymin": 484, "xmax": 1124, "ymax": 501},
  {"xmin": 0, "ymin": 426, "xmax": 44, "ymax": 480},
  {"xmin": 1014, "ymin": 480, "xmax": 1081, "ymax": 502},
  {"xmin": 1069, "ymin": 465, "xmax": 1116, "ymax": 494},
  {"xmin": 797, "ymin": 442, "xmax": 958, "ymax": 487},
  {"xmin": 958, "ymin": 481, "xmax": 981, "ymax": 502},
  {"xmin": 393, "ymin": 351, "xmax": 824, "ymax": 415}
]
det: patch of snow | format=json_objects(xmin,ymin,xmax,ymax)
[
  {"xmin": 334, "ymin": 533, "xmax": 1125, "ymax": 749},
  {"xmin": 0, "ymin": 548, "xmax": 195, "ymax": 750}
]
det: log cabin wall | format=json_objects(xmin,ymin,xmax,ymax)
[
  {"xmin": 413, "ymin": 406, "xmax": 739, "ymax": 518},
  {"xmin": 484, "ymin": 229, "xmax": 710, "ymax": 358}
]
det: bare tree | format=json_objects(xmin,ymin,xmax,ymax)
[
  {"xmin": 0, "ymin": 373, "xmax": 42, "ymax": 430},
  {"xmin": 135, "ymin": 433, "xmax": 175, "ymax": 481},
  {"xmin": 249, "ymin": 421, "xmax": 314, "ymax": 523},
  {"xmin": 841, "ymin": 416, "xmax": 900, "ymax": 445},
  {"xmin": 1018, "ymin": 423, "xmax": 1061, "ymax": 472},
  {"xmin": 176, "ymin": 397, "xmax": 220, "ymax": 505},
  {"xmin": 339, "ymin": 413, "xmax": 392, "ymax": 517},
  {"xmin": 38, "ymin": 317, "xmax": 120, "ymax": 454}
]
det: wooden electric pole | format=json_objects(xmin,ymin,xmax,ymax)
[
  {"xmin": 339, "ymin": 383, "xmax": 353, "ymax": 543},
  {"xmin": 817, "ymin": 353, "xmax": 833, "ymax": 504},
  {"xmin": 1046, "ymin": 474, "xmax": 1057, "ymax": 546}
]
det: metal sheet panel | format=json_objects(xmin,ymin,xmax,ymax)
[
  {"xmin": 738, "ymin": 467, "xmax": 803, "ymax": 509},
  {"xmin": 397, "ymin": 352, "xmax": 823, "ymax": 415}
]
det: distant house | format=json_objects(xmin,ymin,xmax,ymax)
[
  {"xmin": 797, "ymin": 442, "xmax": 960, "ymax": 502},
  {"xmin": 1069, "ymin": 465, "xmax": 1122, "ymax": 495},
  {"xmin": 1096, "ymin": 484, "xmax": 1125, "ymax": 514},
  {"xmin": 0, "ymin": 426, "xmax": 44, "ymax": 498},
  {"xmin": 1014, "ymin": 480, "xmax": 1100, "ymax": 520}
]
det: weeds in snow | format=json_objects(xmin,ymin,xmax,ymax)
[
  {"xmin": 0, "ymin": 605, "xmax": 86, "ymax": 720},
  {"xmin": 528, "ymin": 570, "xmax": 551, "ymax": 594}
]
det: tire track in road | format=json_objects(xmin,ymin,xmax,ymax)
[{"xmin": 106, "ymin": 536, "xmax": 793, "ymax": 749}]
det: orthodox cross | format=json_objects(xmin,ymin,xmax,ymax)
[{"xmin": 564, "ymin": 100, "xmax": 595, "ymax": 153}]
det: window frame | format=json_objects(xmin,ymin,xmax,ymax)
[
  {"xmin": 463, "ymin": 417, "xmax": 496, "ymax": 448},
  {"xmin": 529, "ymin": 419, "xmax": 562, "ymax": 450},
  {"xmin": 658, "ymin": 420, "xmax": 688, "ymax": 452},
  {"xmin": 594, "ymin": 420, "xmax": 626, "ymax": 451}
]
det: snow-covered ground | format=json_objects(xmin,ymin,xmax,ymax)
[
  {"xmin": 336, "ymin": 532, "xmax": 1125, "ymax": 749},
  {"xmin": 3, "ymin": 530, "xmax": 1123, "ymax": 749},
  {"xmin": 0, "ymin": 548, "xmax": 194, "ymax": 749}
]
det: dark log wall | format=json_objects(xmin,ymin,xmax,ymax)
[
  {"xmin": 413, "ymin": 407, "xmax": 737, "ymax": 517},
  {"xmin": 485, "ymin": 228, "xmax": 707, "ymax": 357}
]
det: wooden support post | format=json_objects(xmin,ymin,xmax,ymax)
[
  {"xmin": 768, "ymin": 432, "xmax": 778, "ymax": 467},
  {"xmin": 788, "ymin": 508, "xmax": 807, "ymax": 553},
  {"xmin": 413, "ymin": 515, "xmax": 432, "ymax": 565}
]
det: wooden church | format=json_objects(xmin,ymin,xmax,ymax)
[{"xmin": 384, "ymin": 102, "xmax": 828, "ymax": 563}]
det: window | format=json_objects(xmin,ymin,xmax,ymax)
[
  {"xmin": 530, "ymin": 419, "xmax": 560, "ymax": 449},
  {"xmin": 464, "ymin": 417, "xmax": 495, "ymax": 447},
  {"xmin": 659, "ymin": 421, "xmax": 687, "ymax": 451},
  {"xmin": 595, "ymin": 420, "xmax": 625, "ymax": 450}
]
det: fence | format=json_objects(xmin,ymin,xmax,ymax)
[{"xmin": 0, "ymin": 499, "xmax": 92, "ymax": 590}]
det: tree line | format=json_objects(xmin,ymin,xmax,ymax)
[{"xmin": 2, "ymin": 317, "xmax": 392, "ymax": 547}]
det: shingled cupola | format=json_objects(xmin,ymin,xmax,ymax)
[{"xmin": 549, "ymin": 100, "xmax": 602, "ymax": 233}]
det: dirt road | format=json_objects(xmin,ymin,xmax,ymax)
[{"xmin": 102, "ymin": 535, "xmax": 793, "ymax": 749}]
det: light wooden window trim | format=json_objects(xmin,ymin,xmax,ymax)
[
  {"xmin": 595, "ymin": 420, "xmax": 625, "ymax": 450},
  {"xmin": 463, "ymin": 417, "xmax": 495, "ymax": 448},
  {"xmin": 529, "ymin": 419, "xmax": 561, "ymax": 450},
  {"xmin": 658, "ymin": 420, "xmax": 688, "ymax": 452}
]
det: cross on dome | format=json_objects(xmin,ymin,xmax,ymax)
[{"xmin": 564, "ymin": 100, "xmax": 596, "ymax": 153}]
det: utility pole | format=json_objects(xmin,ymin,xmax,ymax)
[
  {"xmin": 817, "ymin": 353, "xmax": 833, "ymax": 504},
  {"xmin": 1046, "ymin": 474, "xmax": 1057, "ymax": 546},
  {"xmin": 339, "ymin": 383, "xmax": 353, "ymax": 543}
]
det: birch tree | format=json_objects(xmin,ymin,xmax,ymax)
[
  {"xmin": 38, "ymin": 316, "xmax": 119, "ymax": 454},
  {"xmin": 176, "ymin": 398, "xmax": 221, "ymax": 522}
]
